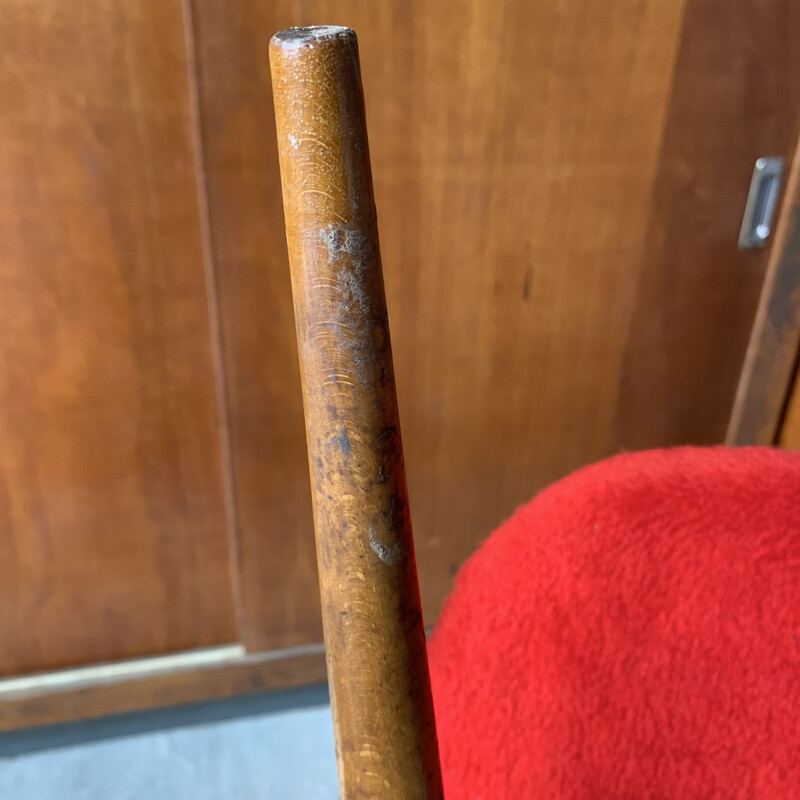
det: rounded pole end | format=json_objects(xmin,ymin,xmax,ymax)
[{"xmin": 270, "ymin": 25, "xmax": 355, "ymax": 50}]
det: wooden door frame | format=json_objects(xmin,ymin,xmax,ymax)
[{"xmin": 727, "ymin": 132, "xmax": 800, "ymax": 445}]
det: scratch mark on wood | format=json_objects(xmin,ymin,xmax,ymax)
[{"xmin": 369, "ymin": 523, "xmax": 403, "ymax": 566}]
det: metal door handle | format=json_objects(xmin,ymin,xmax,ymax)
[{"xmin": 738, "ymin": 156, "xmax": 785, "ymax": 249}]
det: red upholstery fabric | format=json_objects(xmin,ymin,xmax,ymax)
[{"xmin": 428, "ymin": 447, "xmax": 800, "ymax": 799}]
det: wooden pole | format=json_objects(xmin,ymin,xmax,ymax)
[{"xmin": 269, "ymin": 27, "xmax": 443, "ymax": 799}]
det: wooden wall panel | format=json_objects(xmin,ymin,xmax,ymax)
[
  {"xmin": 192, "ymin": 0, "xmax": 688, "ymax": 650},
  {"xmin": 0, "ymin": 0, "xmax": 239, "ymax": 676},
  {"xmin": 615, "ymin": 0, "xmax": 800, "ymax": 448}
]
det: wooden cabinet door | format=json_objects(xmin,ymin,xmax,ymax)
[
  {"xmin": 191, "ymin": 0, "xmax": 800, "ymax": 654},
  {"xmin": 192, "ymin": 0, "xmax": 685, "ymax": 652},
  {"xmin": 0, "ymin": 0, "xmax": 240, "ymax": 676},
  {"xmin": 2, "ymin": 0, "xmax": 799, "ymax": 729}
]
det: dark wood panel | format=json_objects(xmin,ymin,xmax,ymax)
[
  {"xmin": 0, "ymin": 649, "xmax": 326, "ymax": 732},
  {"xmin": 727, "ymin": 134, "xmax": 800, "ymax": 445},
  {"xmin": 615, "ymin": 0, "xmax": 800, "ymax": 448},
  {"xmin": 0, "ymin": 0, "xmax": 239, "ymax": 676},
  {"xmin": 192, "ymin": 0, "xmax": 687, "ymax": 650}
]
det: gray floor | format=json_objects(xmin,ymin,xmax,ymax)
[{"xmin": 0, "ymin": 686, "xmax": 338, "ymax": 799}]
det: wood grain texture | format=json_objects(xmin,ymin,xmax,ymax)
[
  {"xmin": 616, "ymin": 0, "xmax": 800, "ymax": 448},
  {"xmin": 0, "ymin": 649, "xmax": 326, "ymax": 733},
  {"xmin": 192, "ymin": 0, "xmax": 687, "ymax": 651},
  {"xmin": 779, "ymin": 370, "xmax": 800, "ymax": 449},
  {"xmin": 727, "ymin": 135, "xmax": 800, "ymax": 445},
  {"xmin": 270, "ymin": 28, "xmax": 441, "ymax": 799},
  {"xmin": 0, "ymin": 0, "xmax": 239, "ymax": 676}
]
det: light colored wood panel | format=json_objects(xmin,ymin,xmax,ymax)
[
  {"xmin": 0, "ymin": 0, "xmax": 239, "ymax": 676},
  {"xmin": 193, "ymin": 0, "xmax": 687, "ymax": 650},
  {"xmin": 779, "ymin": 371, "xmax": 800, "ymax": 449}
]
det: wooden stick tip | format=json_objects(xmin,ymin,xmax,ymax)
[{"xmin": 270, "ymin": 25, "xmax": 356, "ymax": 50}]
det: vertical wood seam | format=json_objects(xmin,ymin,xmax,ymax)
[{"xmin": 179, "ymin": 0, "xmax": 248, "ymax": 641}]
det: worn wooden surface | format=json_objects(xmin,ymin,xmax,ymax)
[
  {"xmin": 191, "ymin": 0, "xmax": 688, "ymax": 652},
  {"xmin": 728, "ymin": 136, "xmax": 800, "ymax": 445},
  {"xmin": 3, "ymin": 0, "xmax": 797, "ymax": 725},
  {"xmin": 616, "ymin": 0, "xmax": 800, "ymax": 448},
  {"xmin": 0, "ymin": 648, "xmax": 327, "ymax": 733},
  {"xmin": 270, "ymin": 27, "xmax": 441, "ymax": 799},
  {"xmin": 0, "ymin": 0, "xmax": 240, "ymax": 676}
]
